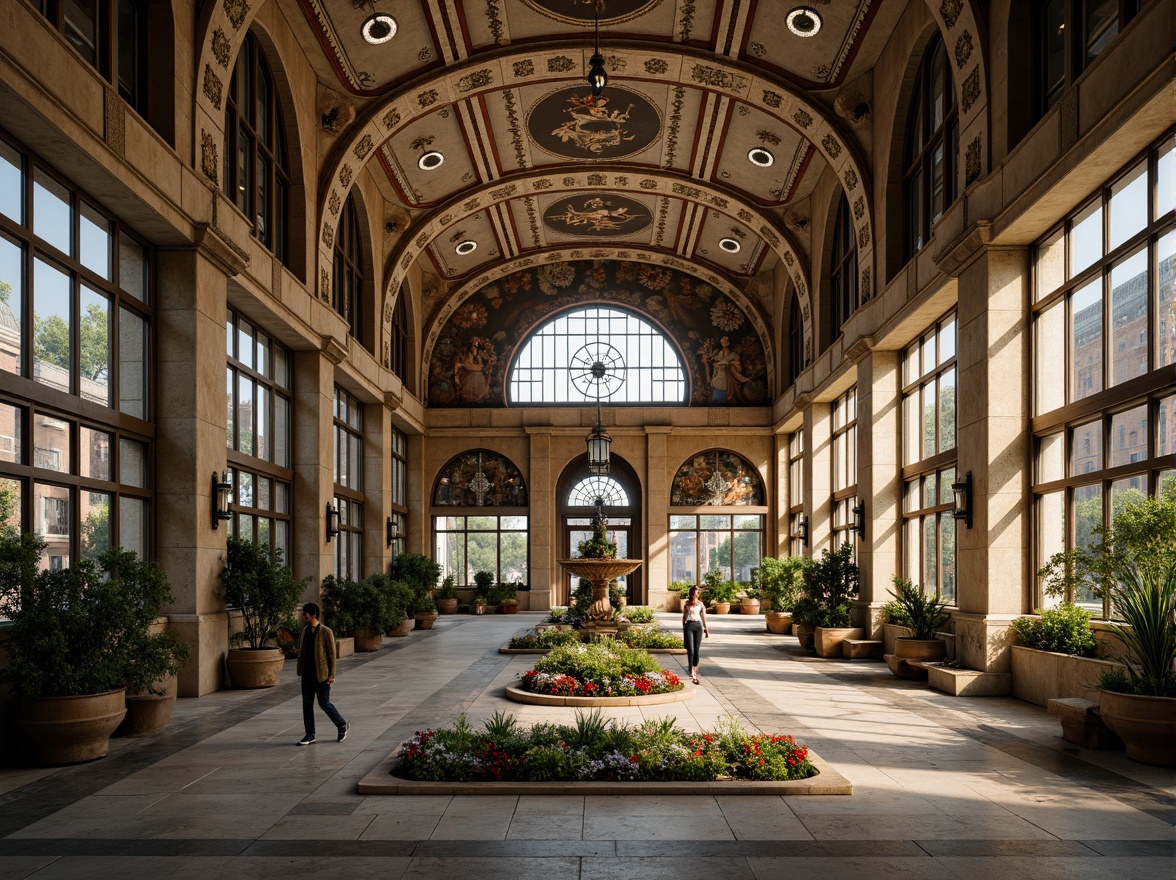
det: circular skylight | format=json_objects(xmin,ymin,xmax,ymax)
[
  {"xmin": 418, "ymin": 151, "xmax": 444, "ymax": 171},
  {"xmin": 748, "ymin": 147, "xmax": 775, "ymax": 167},
  {"xmin": 455, "ymin": 240, "xmax": 477, "ymax": 256},
  {"xmin": 786, "ymin": 7, "xmax": 822, "ymax": 37},
  {"xmin": 719, "ymin": 238, "xmax": 742, "ymax": 254},
  {"xmin": 362, "ymin": 13, "xmax": 398, "ymax": 44}
]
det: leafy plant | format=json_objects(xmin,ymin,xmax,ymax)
[
  {"xmin": 616, "ymin": 628, "xmax": 685, "ymax": 649},
  {"xmin": 1040, "ymin": 490, "xmax": 1176, "ymax": 696},
  {"xmin": 221, "ymin": 536, "xmax": 307, "ymax": 649},
  {"xmin": 577, "ymin": 514, "xmax": 617, "ymax": 559},
  {"xmin": 437, "ymin": 575, "xmax": 458, "ymax": 600},
  {"xmin": 701, "ymin": 570, "xmax": 736, "ymax": 606},
  {"xmin": 1010, "ymin": 604, "xmax": 1097, "ymax": 656},
  {"xmin": 473, "ymin": 570, "xmax": 495, "ymax": 605},
  {"xmin": 800, "ymin": 544, "xmax": 859, "ymax": 627},
  {"xmin": 887, "ymin": 577, "xmax": 950, "ymax": 640},
  {"xmin": 490, "ymin": 581, "xmax": 517, "ymax": 606},
  {"xmin": 391, "ymin": 553, "xmax": 442, "ymax": 595},
  {"xmin": 880, "ymin": 600, "xmax": 912, "ymax": 628},
  {"xmin": 620, "ymin": 605, "xmax": 654, "ymax": 624},
  {"xmin": 759, "ymin": 556, "xmax": 809, "ymax": 612},
  {"xmin": 509, "ymin": 629, "xmax": 582, "ymax": 649}
]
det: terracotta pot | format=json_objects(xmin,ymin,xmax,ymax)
[
  {"xmin": 740, "ymin": 600, "xmax": 761, "ymax": 615},
  {"xmin": 793, "ymin": 623, "xmax": 816, "ymax": 650},
  {"xmin": 436, "ymin": 598, "xmax": 459, "ymax": 614},
  {"xmin": 353, "ymin": 627, "xmax": 383, "ymax": 652},
  {"xmin": 16, "ymin": 688, "xmax": 127, "ymax": 765},
  {"xmin": 814, "ymin": 627, "xmax": 865, "ymax": 658},
  {"xmin": 473, "ymin": 603, "xmax": 489, "ymax": 615},
  {"xmin": 665, "ymin": 593, "xmax": 681, "ymax": 613},
  {"xmin": 765, "ymin": 611, "xmax": 792, "ymax": 634},
  {"xmin": 386, "ymin": 618, "xmax": 412, "ymax": 637},
  {"xmin": 711, "ymin": 602, "xmax": 731, "ymax": 615},
  {"xmin": 226, "ymin": 647, "xmax": 285, "ymax": 689},
  {"xmin": 415, "ymin": 611, "xmax": 439, "ymax": 630},
  {"xmin": 1098, "ymin": 690, "xmax": 1176, "ymax": 766},
  {"xmin": 500, "ymin": 603, "xmax": 519, "ymax": 614},
  {"xmin": 118, "ymin": 675, "xmax": 177, "ymax": 737}
]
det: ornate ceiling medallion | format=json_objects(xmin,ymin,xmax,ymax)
[
  {"xmin": 543, "ymin": 194, "xmax": 652, "ymax": 237},
  {"xmin": 455, "ymin": 240, "xmax": 478, "ymax": 255},
  {"xmin": 786, "ymin": 7, "xmax": 822, "ymax": 37},
  {"xmin": 361, "ymin": 12, "xmax": 398, "ymax": 44},
  {"xmin": 522, "ymin": 0, "xmax": 663, "ymax": 26},
  {"xmin": 747, "ymin": 147, "xmax": 775, "ymax": 167},
  {"xmin": 527, "ymin": 86, "xmax": 662, "ymax": 160}
]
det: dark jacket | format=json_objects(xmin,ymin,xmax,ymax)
[{"xmin": 296, "ymin": 623, "xmax": 337, "ymax": 683}]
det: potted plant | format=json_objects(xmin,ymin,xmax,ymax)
[
  {"xmin": 760, "ymin": 556, "xmax": 808, "ymax": 634},
  {"xmin": 383, "ymin": 578, "xmax": 415, "ymax": 636},
  {"xmin": 393, "ymin": 553, "xmax": 442, "ymax": 629},
  {"xmin": 472, "ymin": 570, "xmax": 494, "ymax": 614},
  {"xmin": 221, "ymin": 536, "xmax": 307, "ymax": 688},
  {"xmin": 701, "ymin": 570, "xmax": 734, "ymax": 613},
  {"xmin": 494, "ymin": 581, "xmax": 519, "ymax": 614},
  {"xmin": 667, "ymin": 581, "xmax": 690, "ymax": 613},
  {"xmin": 413, "ymin": 594, "xmax": 439, "ymax": 629},
  {"xmin": 436, "ymin": 575, "xmax": 459, "ymax": 614},
  {"xmin": 1009, "ymin": 603, "xmax": 1114, "ymax": 706},
  {"xmin": 886, "ymin": 577, "xmax": 951, "ymax": 678},
  {"xmin": 803, "ymin": 544, "xmax": 861, "ymax": 657},
  {"xmin": 0, "ymin": 535, "xmax": 190, "ymax": 763},
  {"xmin": 322, "ymin": 575, "xmax": 396, "ymax": 652},
  {"xmin": 737, "ymin": 580, "xmax": 761, "ymax": 615},
  {"xmin": 1044, "ymin": 489, "xmax": 1176, "ymax": 765}
]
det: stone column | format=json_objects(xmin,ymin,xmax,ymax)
[
  {"xmin": 954, "ymin": 246, "xmax": 1030, "ymax": 674},
  {"xmin": 291, "ymin": 349, "xmax": 336, "ymax": 595},
  {"xmin": 526, "ymin": 427, "xmax": 554, "ymax": 611},
  {"xmin": 406, "ymin": 432, "xmax": 426, "ymax": 556},
  {"xmin": 154, "ymin": 245, "xmax": 233, "ymax": 697},
  {"xmin": 773, "ymin": 431, "xmax": 790, "ymax": 557},
  {"xmin": 807, "ymin": 402, "xmax": 833, "ymax": 554},
  {"xmin": 363, "ymin": 400, "xmax": 391, "ymax": 577},
  {"xmin": 645, "ymin": 427, "xmax": 672, "ymax": 608},
  {"xmin": 855, "ymin": 349, "xmax": 901, "ymax": 635}
]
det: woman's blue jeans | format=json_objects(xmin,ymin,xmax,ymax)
[{"xmin": 683, "ymin": 620, "xmax": 703, "ymax": 669}]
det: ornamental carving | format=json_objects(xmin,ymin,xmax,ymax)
[
  {"xmin": 966, "ymin": 135, "xmax": 982, "ymax": 185},
  {"xmin": 547, "ymin": 56, "xmax": 576, "ymax": 73},
  {"xmin": 852, "ymin": 196, "xmax": 865, "ymax": 221},
  {"xmin": 533, "ymin": 178, "xmax": 553, "ymax": 189},
  {"xmin": 418, "ymin": 89, "xmax": 439, "ymax": 108},
  {"xmin": 640, "ymin": 179, "xmax": 659, "ymax": 189},
  {"xmin": 857, "ymin": 224, "xmax": 870, "ymax": 249},
  {"xmin": 861, "ymin": 267, "xmax": 871, "ymax": 300},
  {"xmin": 954, "ymin": 31, "xmax": 973, "ymax": 69},
  {"xmin": 940, "ymin": 0, "xmax": 963, "ymax": 29},
  {"xmin": 490, "ymin": 184, "xmax": 517, "ymax": 199},
  {"xmin": 200, "ymin": 130, "xmax": 218, "ymax": 184},
  {"xmin": 382, "ymin": 109, "xmax": 401, "ymax": 131},
  {"xmin": 513, "ymin": 59, "xmax": 535, "ymax": 77},
  {"xmin": 791, "ymin": 109, "xmax": 813, "ymax": 129},
  {"xmin": 462, "ymin": 197, "xmax": 481, "ymax": 211},
  {"xmin": 458, "ymin": 69, "xmax": 493, "ymax": 92},
  {"xmin": 354, "ymin": 134, "xmax": 374, "ymax": 160},
  {"xmin": 645, "ymin": 58, "xmax": 669, "ymax": 75},
  {"xmin": 782, "ymin": 251, "xmax": 794, "ymax": 267},
  {"xmin": 756, "ymin": 129, "xmax": 781, "ymax": 147},
  {"xmin": 224, "ymin": 0, "xmax": 249, "ymax": 30},
  {"xmin": 664, "ymin": 85, "xmax": 685, "ymax": 168},
  {"xmin": 749, "ymin": 42, "xmax": 766, "ymax": 58},
  {"xmin": 339, "ymin": 164, "xmax": 353, "ymax": 188},
  {"xmin": 202, "ymin": 65, "xmax": 223, "ymax": 110},
  {"xmin": 691, "ymin": 66, "xmax": 748, "ymax": 91},
  {"xmin": 821, "ymin": 133, "xmax": 841, "ymax": 158},
  {"xmin": 844, "ymin": 168, "xmax": 858, "ymax": 190},
  {"xmin": 762, "ymin": 90, "xmax": 782, "ymax": 108},
  {"xmin": 737, "ymin": 209, "xmax": 752, "ymax": 222},
  {"xmin": 211, "ymin": 28, "xmax": 231, "ymax": 67},
  {"xmin": 962, "ymin": 67, "xmax": 981, "ymax": 114},
  {"xmin": 321, "ymin": 224, "xmax": 334, "ymax": 248},
  {"xmin": 673, "ymin": 183, "xmax": 701, "ymax": 199},
  {"xmin": 328, "ymin": 191, "xmax": 341, "ymax": 217},
  {"xmin": 319, "ymin": 268, "xmax": 330, "ymax": 302}
]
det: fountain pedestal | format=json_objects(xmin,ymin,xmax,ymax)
[{"xmin": 557, "ymin": 558, "xmax": 643, "ymax": 633}]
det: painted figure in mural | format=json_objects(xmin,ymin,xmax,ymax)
[
  {"xmin": 702, "ymin": 336, "xmax": 749, "ymax": 403},
  {"xmin": 454, "ymin": 338, "xmax": 497, "ymax": 403},
  {"xmin": 551, "ymin": 95, "xmax": 635, "ymax": 154}
]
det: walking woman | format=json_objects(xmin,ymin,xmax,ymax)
[{"xmin": 681, "ymin": 585, "xmax": 709, "ymax": 684}]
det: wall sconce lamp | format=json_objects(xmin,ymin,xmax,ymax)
[
  {"xmin": 798, "ymin": 515, "xmax": 809, "ymax": 549},
  {"xmin": 852, "ymin": 501, "xmax": 866, "ymax": 540},
  {"xmin": 386, "ymin": 517, "xmax": 399, "ymax": 548},
  {"xmin": 952, "ymin": 471, "xmax": 973, "ymax": 529},
  {"xmin": 211, "ymin": 471, "xmax": 233, "ymax": 529},
  {"xmin": 326, "ymin": 503, "xmax": 340, "ymax": 542},
  {"xmin": 587, "ymin": 3, "xmax": 607, "ymax": 96}
]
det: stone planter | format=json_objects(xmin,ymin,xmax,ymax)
[
  {"xmin": 1098, "ymin": 690, "xmax": 1176, "ymax": 766},
  {"xmin": 739, "ymin": 600, "xmax": 761, "ymax": 615},
  {"xmin": 500, "ymin": 602, "xmax": 520, "ymax": 614},
  {"xmin": 793, "ymin": 623, "xmax": 815, "ymax": 650},
  {"xmin": 1010, "ymin": 645, "xmax": 1119, "ymax": 706},
  {"xmin": 118, "ymin": 675, "xmax": 177, "ymax": 737},
  {"xmin": 353, "ymin": 627, "xmax": 383, "ymax": 653},
  {"xmin": 16, "ymin": 688, "xmax": 127, "ymax": 765},
  {"xmin": 665, "ymin": 593, "xmax": 681, "ymax": 613},
  {"xmin": 882, "ymin": 622, "xmax": 913, "ymax": 655},
  {"xmin": 226, "ymin": 647, "xmax": 285, "ymax": 689},
  {"xmin": 436, "ymin": 598, "xmax": 459, "ymax": 614},
  {"xmin": 886, "ymin": 638, "xmax": 947, "ymax": 679},
  {"xmin": 711, "ymin": 602, "xmax": 731, "ymax": 615},
  {"xmin": 386, "ymin": 618, "xmax": 413, "ymax": 637},
  {"xmin": 415, "ymin": 611, "xmax": 439, "ymax": 630},
  {"xmin": 765, "ymin": 611, "xmax": 792, "ymax": 634},
  {"xmin": 814, "ymin": 627, "xmax": 864, "ymax": 658}
]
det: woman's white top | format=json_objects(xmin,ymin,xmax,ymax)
[{"xmin": 684, "ymin": 601, "xmax": 704, "ymax": 623}]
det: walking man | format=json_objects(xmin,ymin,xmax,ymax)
[{"xmin": 296, "ymin": 602, "xmax": 349, "ymax": 746}]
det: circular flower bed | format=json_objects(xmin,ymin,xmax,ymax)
[
  {"xmin": 394, "ymin": 711, "xmax": 814, "ymax": 783},
  {"xmin": 615, "ymin": 628, "xmax": 684, "ymax": 650},
  {"xmin": 521, "ymin": 642, "xmax": 683, "ymax": 697},
  {"xmin": 508, "ymin": 629, "xmax": 582, "ymax": 650}
]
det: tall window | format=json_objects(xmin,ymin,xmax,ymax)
[
  {"xmin": 226, "ymin": 32, "xmax": 289, "ymax": 263},
  {"xmin": 0, "ymin": 132, "xmax": 152, "ymax": 567},
  {"xmin": 1032, "ymin": 133, "xmax": 1174, "ymax": 616},
  {"xmin": 1035, "ymin": 1, "xmax": 1144, "ymax": 118},
  {"xmin": 830, "ymin": 388, "xmax": 858, "ymax": 551},
  {"xmin": 388, "ymin": 427, "xmax": 407, "ymax": 560},
  {"xmin": 788, "ymin": 430, "xmax": 806, "ymax": 557},
  {"xmin": 830, "ymin": 195, "xmax": 858, "ymax": 338},
  {"xmin": 901, "ymin": 315, "xmax": 958, "ymax": 603},
  {"xmin": 432, "ymin": 450, "xmax": 529, "ymax": 588},
  {"xmin": 788, "ymin": 291, "xmax": 804, "ymax": 384},
  {"xmin": 333, "ymin": 194, "xmax": 363, "ymax": 345},
  {"xmin": 904, "ymin": 35, "xmax": 959, "ymax": 258},
  {"xmin": 333, "ymin": 387, "xmax": 363, "ymax": 580},
  {"xmin": 390, "ymin": 282, "xmax": 408, "ymax": 381},
  {"xmin": 34, "ymin": 0, "xmax": 145, "ymax": 113},
  {"xmin": 226, "ymin": 308, "xmax": 292, "ymax": 559},
  {"xmin": 509, "ymin": 306, "xmax": 686, "ymax": 404}
]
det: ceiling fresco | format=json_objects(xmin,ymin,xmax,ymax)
[
  {"xmin": 526, "ymin": 86, "xmax": 663, "ymax": 160},
  {"xmin": 424, "ymin": 260, "xmax": 771, "ymax": 408}
]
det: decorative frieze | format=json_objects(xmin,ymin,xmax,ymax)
[
  {"xmin": 645, "ymin": 58, "xmax": 668, "ymax": 75},
  {"xmin": 954, "ymin": 31, "xmax": 973, "ymax": 69},
  {"xmin": 355, "ymin": 134, "xmax": 374, "ymax": 160},
  {"xmin": 203, "ymin": 65, "xmax": 223, "ymax": 110},
  {"xmin": 224, "ymin": 0, "xmax": 249, "ymax": 30},
  {"xmin": 211, "ymin": 28, "xmax": 231, "ymax": 67},
  {"xmin": 821, "ymin": 133, "xmax": 841, "ymax": 158},
  {"xmin": 458, "ymin": 69, "xmax": 493, "ymax": 92},
  {"xmin": 762, "ymin": 90, "xmax": 782, "ymax": 108},
  {"xmin": 200, "ymin": 130, "xmax": 218, "ymax": 184},
  {"xmin": 940, "ymin": 0, "xmax": 962, "ymax": 29}
]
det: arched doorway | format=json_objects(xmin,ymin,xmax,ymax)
[{"xmin": 556, "ymin": 454, "xmax": 642, "ymax": 606}]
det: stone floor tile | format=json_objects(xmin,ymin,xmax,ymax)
[
  {"xmin": 258, "ymin": 814, "xmax": 376, "ymax": 839},
  {"xmin": 583, "ymin": 815, "xmax": 735, "ymax": 840},
  {"xmin": 506, "ymin": 815, "xmax": 585, "ymax": 839},
  {"xmin": 583, "ymin": 855, "xmax": 757, "ymax": 880}
]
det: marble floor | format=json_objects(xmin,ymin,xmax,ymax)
[{"xmin": 0, "ymin": 613, "xmax": 1172, "ymax": 879}]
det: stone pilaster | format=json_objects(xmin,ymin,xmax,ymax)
[
  {"xmin": 291, "ymin": 351, "xmax": 335, "ymax": 594},
  {"xmin": 526, "ymin": 427, "xmax": 554, "ymax": 611},
  {"xmin": 807, "ymin": 402, "xmax": 833, "ymax": 554},
  {"xmin": 363, "ymin": 401, "xmax": 391, "ymax": 577},
  {"xmin": 645, "ymin": 427, "xmax": 672, "ymax": 609}
]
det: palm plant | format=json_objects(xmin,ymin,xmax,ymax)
[{"xmin": 888, "ymin": 577, "xmax": 950, "ymax": 640}]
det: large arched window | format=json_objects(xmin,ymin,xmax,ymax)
[
  {"xmin": 904, "ymin": 35, "xmax": 959, "ymax": 259},
  {"xmin": 226, "ymin": 32, "xmax": 289, "ymax": 264},
  {"xmin": 332, "ymin": 194, "xmax": 363, "ymax": 345},
  {"xmin": 830, "ymin": 194, "xmax": 858, "ymax": 339},
  {"xmin": 509, "ymin": 306, "xmax": 686, "ymax": 404}
]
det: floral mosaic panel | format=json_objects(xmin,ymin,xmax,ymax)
[
  {"xmin": 428, "ymin": 260, "xmax": 769, "ymax": 407},
  {"xmin": 670, "ymin": 450, "xmax": 764, "ymax": 506},
  {"xmin": 433, "ymin": 450, "xmax": 528, "ymax": 507}
]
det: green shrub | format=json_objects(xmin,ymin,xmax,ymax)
[
  {"xmin": 1010, "ymin": 604, "xmax": 1096, "ymax": 656},
  {"xmin": 759, "ymin": 556, "xmax": 808, "ymax": 611},
  {"xmin": 473, "ymin": 570, "xmax": 495, "ymax": 604},
  {"xmin": 534, "ymin": 641, "xmax": 662, "ymax": 680},
  {"xmin": 701, "ymin": 570, "xmax": 737, "ymax": 605},
  {"xmin": 880, "ymin": 600, "xmax": 912, "ymax": 628},
  {"xmin": 887, "ymin": 577, "xmax": 950, "ymax": 639},
  {"xmin": 437, "ymin": 575, "xmax": 457, "ymax": 600},
  {"xmin": 508, "ymin": 629, "xmax": 581, "ymax": 649},
  {"xmin": 221, "ymin": 536, "xmax": 307, "ymax": 648},
  {"xmin": 621, "ymin": 605, "xmax": 654, "ymax": 624},
  {"xmin": 800, "ymin": 544, "xmax": 858, "ymax": 627},
  {"xmin": 616, "ymin": 628, "xmax": 684, "ymax": 649}
]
